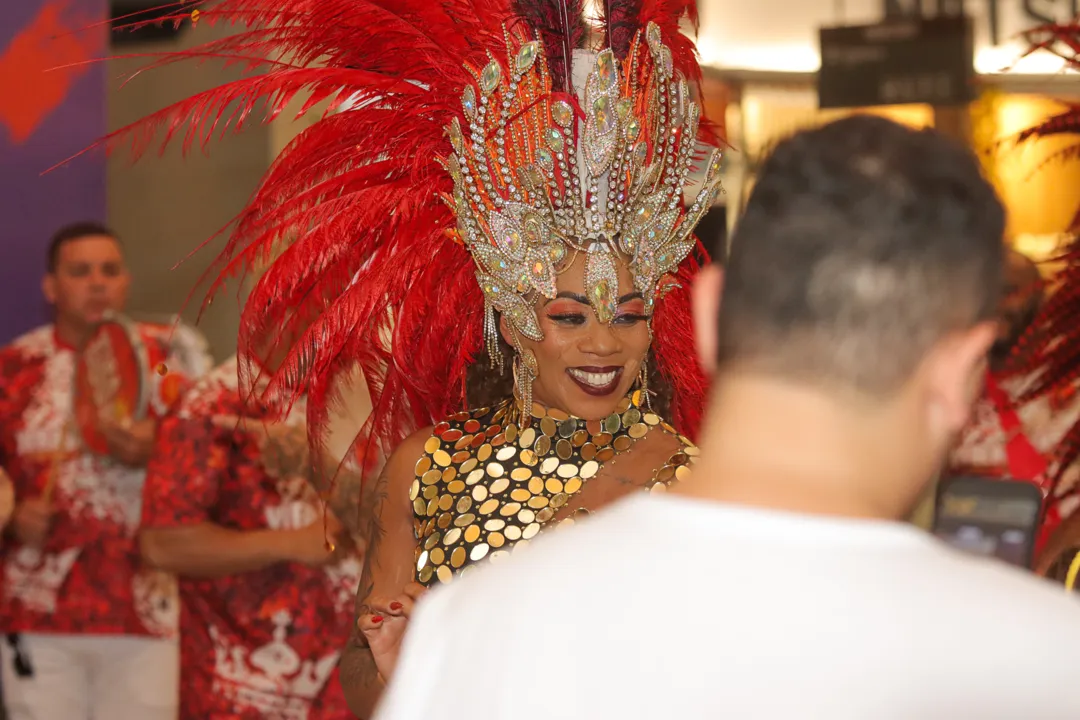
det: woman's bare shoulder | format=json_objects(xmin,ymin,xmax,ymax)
[{"xmin": 637, "ymin": 419, "xmax": 694, "ymax": 454}]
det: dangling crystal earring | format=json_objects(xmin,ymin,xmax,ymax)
[
  {"xmin": 639, "ymin": 321, "xmax": 655, "ymax": 411},
  {"xmin": 638, "ymin": 356, "xmax": 653, "ymax": 412},
  {"xmin": 513, "ymin": 348, "xmax": 538, "ymax": 427},
  {"xmin": 484, "ymin": 300, "xmax": 504, "ymax": 373}
]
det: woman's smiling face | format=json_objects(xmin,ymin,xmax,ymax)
[{"xmin": 501, "ymin": 253, "xmax": 651, "ymax": 420}]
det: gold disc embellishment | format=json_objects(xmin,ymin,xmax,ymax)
[{"xmin": 413, "ymin": 393, "xmax": 688, "ymax": 586}]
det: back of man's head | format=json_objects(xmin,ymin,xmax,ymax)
[
  {"xmin": 719, "ymin": 115, "xmax": 1004, "ymax": 397},
  {"xmin": 688, "ymin": 117, "xmax": 1005, "ymax": 517}
]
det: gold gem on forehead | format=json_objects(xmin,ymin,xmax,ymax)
[{"xmin": 446, "ymin": 22, "xmax": 724, "ymax": 351}]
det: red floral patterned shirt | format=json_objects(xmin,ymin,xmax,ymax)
[
  {"xmin": 142, "ymin": 359, "xmax": 360, "ymax": 720},
  {"xmin": 951, "ymin": 370, "xmax": 1080, "ymax": 521},
  {"xmin": 0, "ymin": 324, "xmax": 187, "ymax": 637}
]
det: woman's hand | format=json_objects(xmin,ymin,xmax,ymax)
[{"xmin": 356, "ymin": 582, "xmax": 428, "ymax": 680}]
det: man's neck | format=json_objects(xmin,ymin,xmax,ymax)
[
  {"xmin": 674, "ymin": 374, "xmax": 923, "ymax": 522},
  {"xmin": 53, "ymin": 318, "xmax": 92, "ymax": 350}
]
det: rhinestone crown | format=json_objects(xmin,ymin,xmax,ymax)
[{"xmin": 443, "ymin": 22, "xmax": 723, "ymax": 356}]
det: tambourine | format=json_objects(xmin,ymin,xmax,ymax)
[
  {"xmin": 126, "ymin": 315, "xmax": 213, "ymax": 383},
  {"xmin": 74, "ymin": 313, "xmax": 214, "ymax": 455},
  {"xmin": 74, "ymin": 313, "xmax": 151, "ymax": 455}
]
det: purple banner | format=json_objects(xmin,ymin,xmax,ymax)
[{"xmin": 0, "ymin": 0, "xmax": 106, "ymax": 343}]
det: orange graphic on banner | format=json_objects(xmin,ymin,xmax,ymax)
[{"xmin": 0, "ymin": 1, "xmax": 102, "ymax": 144}]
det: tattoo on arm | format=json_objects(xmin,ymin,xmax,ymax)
[
  {"xmin": 341, "ymin": 467, "xmax": 391, "ymax": 694},
  {"xmin": 357, "ymin": 466, "xmax": 389, "ymax": 569}
]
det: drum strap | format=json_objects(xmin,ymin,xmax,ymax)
[{"xmin": 985, "ymin": 373, "xmax": 1060, "ymax": 554}]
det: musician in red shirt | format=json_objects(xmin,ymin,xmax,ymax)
[
  {"xmin": 140, "ymin": 357, "xmax": 363, "ymax": 719},
  {"xmin": 950, "ymin": 247, "xmax": 1080, "ymax": 572},
  {"xmin": 0, "ymin": 222, "xmax": 193, "ymax": 720}
]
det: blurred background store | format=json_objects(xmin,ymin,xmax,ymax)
[{"xmin": 698, "ymin": 0, "xmax": 1080, "ymax": 265}]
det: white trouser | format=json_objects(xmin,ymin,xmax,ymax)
[{"xmin": 0, "ymin": 633, "xmax": 178, "ymax": 720}]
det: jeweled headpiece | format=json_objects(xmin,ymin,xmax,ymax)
[
  {"xmin": 449, "ymin": 23, "xmax": 722, "ymax": 357},
  {"xmin": 97, "ymin": 0, "xmax": 719, "ymax": 468}
]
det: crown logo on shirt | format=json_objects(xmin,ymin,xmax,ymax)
[
  {"xmin": 210, "ymin": 610, "xmax": 339, "ymax": 715},
  {"xmin": 4, "ymin": 548, "xmax": 82, "ymax": 613}
]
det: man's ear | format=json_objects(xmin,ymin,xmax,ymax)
[
  {"xmin": 42, "ymin": 274, "xmax": 57, "ymax": 306},
  {"xmin": 117, "ymin": 267, "xmax": 132, "ymax": 298},
  {"xmin": 926, "ymin": 320, "xmax": 997, "ymax": 435},
  {"xmin": 692, "ymin": 264, "xmax": 724, "ymax": 373}
]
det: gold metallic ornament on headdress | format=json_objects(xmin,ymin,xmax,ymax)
[{"xmin": 443, "ymin": 22, "xmax": 723, "ymax": 364}]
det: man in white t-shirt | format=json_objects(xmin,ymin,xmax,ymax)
[{"xmin": 375, "ymin": 117, "xmax": 1080, "ymax": 719}]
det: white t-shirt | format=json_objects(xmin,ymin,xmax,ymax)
[{"xmin": 377, "ymin": 494, "xmax": 1080, "ymax": 720}]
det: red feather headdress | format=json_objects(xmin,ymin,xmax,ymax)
[
  {"xmin": 996, "ymin": 20, "xmax": 1080, "ymax": 486},
  {"xmin": 99, "ymin": 0, "xmax": 719, "ymax": 471}
]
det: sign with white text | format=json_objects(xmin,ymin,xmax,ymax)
[{"xmin": 819, "ymin": 16, "xmax": 975, "ymax": 108}]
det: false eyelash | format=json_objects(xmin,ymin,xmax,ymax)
[
  {"xmin": 547, "ymin": 313, "xmax": 586, "ymax": 324},
  {"xmin": 615, "ymin": 313, "xmax": 649, "ymax": 323}
]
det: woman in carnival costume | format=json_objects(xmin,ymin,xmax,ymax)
[{"xmin": 105, "ymin": 0, "xmax": 724, "ymax": 714}]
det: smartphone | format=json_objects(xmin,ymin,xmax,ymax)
[{"xmin": 931, "ymin": 475, "xmax": 1043, "ymax": 569}]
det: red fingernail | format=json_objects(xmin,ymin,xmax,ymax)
[
  {"xmin": 390, "ymin": 602, "xmax": 402, "ymax": 611},
  {"xmin": 371, "ymin": 616, "xmax": 383, "ymax": 623}
]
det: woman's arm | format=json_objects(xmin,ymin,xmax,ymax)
[{"xmin": 339, "ymin": 429, "xmax": 429, "ymax": 718}]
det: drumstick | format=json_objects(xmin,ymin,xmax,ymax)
[{"xmin": 42, "ymin": 419, "xmax": 72, "ymax": 505}]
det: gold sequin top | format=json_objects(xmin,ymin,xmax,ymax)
[{"xmin": 411, "ymin": 390, "xmax": 697, "ymax": 585}]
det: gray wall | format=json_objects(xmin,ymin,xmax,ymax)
[
  {"xmin": 106, "ymin": 34, "xmax": 373, "ymax": 452},
  {"xmin": 106, "ymin": 23, "xmax": 272, "ymax": 361}
]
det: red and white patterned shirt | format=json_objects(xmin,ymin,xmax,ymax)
[
  {"xmin": 142, "ymin": 358, "xmax": 361, "ymax": 720},
  {"xmin": 0, "ymin": 324, "xmax": 188, "ymax": 637},
  {"xmin": 951, "ymin": 370, "xmax": 1080, "ymax": 522}
]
